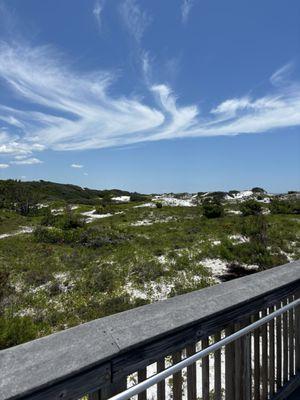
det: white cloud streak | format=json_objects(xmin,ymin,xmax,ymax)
[
  {"xmin": 10, "ymin": 157, "xmax": 43, "ymax": 165},
  {"xmin": 0, "ymin": 43, "xmax": 299, "ymax": 162},
  {"xmin": 71, "ymin": 163, "xmax": 84, "ymax": 168},
  {"xmin": 181, "ymin": 0, "xmax": 195, "ymax": 24},
  {"xmin": 119, "ymin": 0, "xmax": 151, "ymax": 43},
  {"xmin": 93, "ymin": 0, "xmax": 104, "ymax": 31},
  {"xmin": 0, "ymin": 163, "xmax": 9, "ymax": 168}
]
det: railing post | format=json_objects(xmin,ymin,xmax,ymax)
[
  {"xmin": 157, "ymin": 358, "xmax": 166, "ymax": 400},
  {"xmin": 225, "ymin": 325, "xmax": 235, "ymax": 400},
  {"xmin": 242, "ymin": 332, "xmax": 251, "ymax": 400},
  {"xmin": 186, "ymin": 343, "xmax": 197, "ymax": 400},
  {"xmin": 214, "ymin": 332, "xmax": 222, "ymax": 400},
  {"xmin": 261, "ymin": 309, "xmax": 268, "ymax": 400},
  {"xmin": 172, "ymin": 351, "xmax": 183, "ymax": 400},
  {"xmin": 296, "ymin": 292, "xmax": 300, "ymax": 373},
  {"xmin": 235, "ymin": 321, "xmax": 251, "ymax": 400},
  {"xmin": 253, "ymin": 313, "xmax": 260, "ymax": 400},
  {"xmin": 138, "ymin": 368, "xmax": 147, "ymax": 400},
  {"xmin": 269, "ymin": 305, "xmax": 275, "ymax": 397},
  {"xmin": 276, "ymin": 302, "xmax": 282, "ymax": 390},
  {"xmin": 100, "ymin": 377, "xmax": 127, "ymax": 400},
  {"xmin": 202, "ymin": 337, "xmax": 210, "ymax": 400}
]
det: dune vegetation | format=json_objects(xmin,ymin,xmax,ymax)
[{"xmin": 0, "ymin": 180, "xmax": 299, "ymax": 350}]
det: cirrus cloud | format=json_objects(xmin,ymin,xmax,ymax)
[{"xmin": 0, "ymin": 42, "xmax": 299, "ymax": 164}]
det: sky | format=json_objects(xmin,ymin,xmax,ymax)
[{"xmin": 0, "ymin": 0, "xmax": 299, "ymax": 193}]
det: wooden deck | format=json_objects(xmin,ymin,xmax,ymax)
[{"xmin": 1, "ymin": 260, "xmax": 300, "ymax": 400}]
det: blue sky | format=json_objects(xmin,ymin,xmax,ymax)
[{"xmin": 0, "ymin": 0, "xmax": 299, "ymax": 193}]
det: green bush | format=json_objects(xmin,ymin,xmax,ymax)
[
  {"xmin": 78, "ymin": 226, "xmax": 129, "ymax": 248},
  {"xmin": 94, "ymin": 205, "xmax": 105, "ymax": 214},
  {"xmin": 240, "ymin": 200, "xmax": 262, "ymax": 216},
  {"xmin": 40, "ymin": 208, "xmax": 56, "ymax": 226},
  {"xmin": 203, "ymin": 201, "xmax": 224, "ymax": 219},
  {"xmin": 130, "ymin": 193, "xmax": 148, "ymax": 202},
  {"xmin": 34, "ymin": 226, "xmax": 80, "ymax": 244},
  {"xmin": 0, "ymin": 269, "xmax": 11, "ymax": 308},
  {"xmin": 0, "ymin": 316, "xmax": 38, "ymax": 350},
  {"xmin": 41, "ymin": 209, "xmax": 84, "ymax": 230},
  {"xmin": 88, "ymin": 263, "xmax": 119, "ymax": 293},
  {"xmin": 252, "ymin": 187, "xmax": 265, "ymax": 193},
  {"xmin": 156, "ymin": 202, "xmax": 163, "ymax": 209},
  {"xmin": 269, "ymin": 199, "xmax": 300, "ymax": 215},
  {"xmin": 131, "ymin": 260, "xmax": 164, "ymax": 284},
  {"xmin": 57, "ymin": 212, "xmax": 84, "ymax": 230}
]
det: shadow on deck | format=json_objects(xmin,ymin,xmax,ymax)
[{"xmin": 288, "ymin": 387, "xmax": 300, "ymax": 399}]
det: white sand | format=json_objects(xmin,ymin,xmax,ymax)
[
  {"xmin": 81, "ymin": 210, "xmax": 123, "ymax": 223},
  {"xmin": 112, "ymin": 196, "xmax": 130, "ymax": 202},
  {"xmin": 0, "ymin": 226, "xmax": 33, "ymax": 239}
]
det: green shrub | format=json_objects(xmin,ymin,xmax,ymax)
[
  {"xmin": 40, "ymin": 208, "xmax": 56, "ymax": 226},
  {"xmin": 269, "ymin": 199, "xmax": 300, "ymax": 215},
  {"xmin": 89, "ymin": 263, "xmax": 119, "ymax": 293},
  {"xmin": 94, "ymin": 205, "xmax": 105, "ymax": 214},
  {"xmin": 78, "ymin": 226, "xmax": 129, "ymax": 248},
  {"xmin": 34, "ymin": 226, "xmax": 80, "ymax": 244},
  {"xmin": 252, "ymin": 187, "xmax": 265, "ymax": 193},
  {"xmin": 130, "ymin": 193, "xmax": 148, "ymax": 202},
  {"xmin": 0, "ymin": 269, "xmax": 11, "ymax": 308},
  {"xmin": 0, "ymin": 316, "xmax": 38, "ymax": 350},
  {"xmin": 240, "ymin": 215, "xmax": 268, "ymax": 244},
  {"xmin": 156, "ymin": 202, "xmax": 163, "ymax": 209},
  {"xmin": 57, "ymin": 212, "xmax": 84, "ymax": 230},
  {"xmin": 131, "ymin": 260, "xmax": 164, "ymax": 284},
  {"xmin": 203, "ymin": 201, "xmax": 224, "ymax": 219},
  {"xmin": 240, "ymin": 200, "xmax": 262, "ymax": 216}
]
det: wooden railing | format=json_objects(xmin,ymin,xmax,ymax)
[{"xmin": 1, "ymin": 260, "xmax": 300, "ymax": 400}]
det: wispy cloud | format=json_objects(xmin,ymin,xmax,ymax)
[
  {"xmin": 93, "ymin": 0, "xmax": 104, "ymax": 31},
  {"xmin": 10, "ymin": 157, "xmax": 43, "ymax": 165},
  {"xmin": 0, "ymin": 163, "xmax": 9, "ymax": 168},
  {"xmin": 270, "ymin": 62, "xmax": 294, "ymax": 87},
  {"xmin": 119, "ymin": 0, "xmax": 151, "ymax": 43},
  {"xmin": 181, "ymin": 0, "xmax": 195, "ymax": 24},
  {"xmin": 71, "ymin": 163, "xmax": 84, "ymax": 168},
  {"xmin": 0, "ymin": 42, "xmax": 300, "ymax": 161}
]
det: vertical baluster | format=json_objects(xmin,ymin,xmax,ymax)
[
  {"xmin": 100, "ymin": 377, "xmax": 127, "ymax": 400},
  {"xmin": 269, "ymin": 305, "xmax": 275, "ymax": 398},
  {"xmin": 214, "ymin": 332, "xmax": 222, "ymax": 400},
  {"xmin": 253, "ymin": 313, "xmax": 260, "ymax": 400},
  {"xmin": 186, "ymin": 344, "xmax": 197, "ymax": 400},
  {"xmin": 202, "ymin": 337, "xmax": 210, "ymax": 400},
  {"xmin": 289, "ymin": 295, "xmax": 295, "ymax": 378},
  {"xmin": 89, "ymin": 391, "xmax": 101, "ymax": 400},
  {"xmin": 172, "ymin": 351, "xmax": 182, "ymax": 400},
  {"xmin": 282, "ymin": 298, "xmax": 289, "ymax": 384},
  {"xmin": 276, "ymin": 301, "xmax": 282, "ymax": 390},
  {"xmin": 157, "ymin": 358, "xmax": 166, "ymax": 400},
  {"xmin": 296, "ymin": 292, "xmax": 300, "ymax": 373},
  {"xmin": 243, "ymin": 332, "xmax": 251, "ymax": 400},
  {"xmin": 235, "ymin": 322, "xmax": 243, "ymax": 400},
  {"xmin": 138, "ymin": 368, "xmax": 147, "ymax": 400},
  {"xmin": 225, "ymin": 325, "xmax": 235, "ymax": 400},
  {"xmin": 261, "ymin": 310, "xmax": 268, "ymax": 400},
  {"xmin": 235, "ymin": 321, "xmax": 251, "ymax": 400}
]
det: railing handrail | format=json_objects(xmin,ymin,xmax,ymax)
[
  {"xmin": 1, "ymin": 260, "xmax": 300, "ymax": 400},
  {"xmin": 109, "ymin": 298, "xmax": 300, "ymax": 400}
]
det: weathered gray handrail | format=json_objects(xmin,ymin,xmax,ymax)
[
  {"xmin": 0, "ymin": 260, "xmax": 300, "ymax": 400},
  {"xmin": 109, "ymin": 299, "xmax": 300, "ymax": 400}
]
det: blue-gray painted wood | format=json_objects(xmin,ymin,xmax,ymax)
[{"xmin": 1, "ymin": 261, "xmax": 300, "ymax": 400}]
